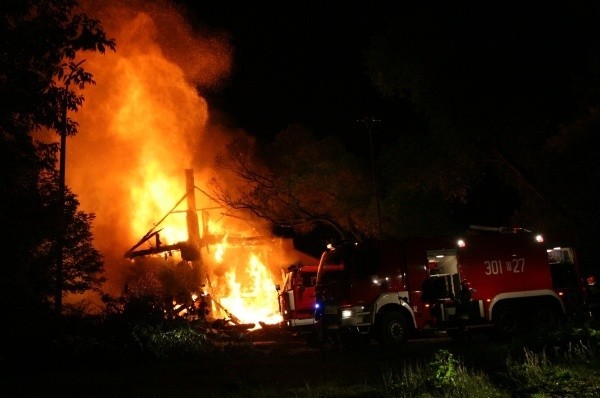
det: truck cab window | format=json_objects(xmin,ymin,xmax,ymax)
[{"xmin": 547, "ymin": 247, "xmax": 574, "ymax": 264}]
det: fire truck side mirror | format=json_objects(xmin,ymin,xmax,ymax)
[{"xmin": 275, "ymin": 284, "xmax": 281, "ymax": 291}]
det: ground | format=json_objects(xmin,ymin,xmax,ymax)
[{"xmin": 2, "ymin": 329, "xmax": 502, "ymax": 397}]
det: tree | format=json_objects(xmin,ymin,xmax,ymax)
[
  {"xmin": 365, "ymin": 3, "xmax": 599, "ymax": 219},
  {"xmin": 207, "ymin": 125, "xmax": 468, "ymax": 246},
  {"xmin": 363, "ymin": 1, "xmax": 600, "ymax": 271},
  {"xmin": 208, "ymin": 125, "xmax": 378, "ymax": 243},
  {"xmin": 377, "ymin": 134, "xmax": 467, "ymax": 238},
  {"xmin": 33, "ymin": 171, "xmax": 105, "ymax": 305},
  {"xmin": 0, "ymin": 0, "xmax": 115, "ymax": 350}
]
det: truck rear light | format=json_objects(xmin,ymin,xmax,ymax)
[{"xmin": 457, "ymin": 239, "xmax": 465, "ymax": 248}]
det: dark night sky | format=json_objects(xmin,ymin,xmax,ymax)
[
  {"xmin": 177, "ymin": 2, "xmax": 591, "ymax": 140},
  {"xmin": 172, "ymin": 1, "xmax": 594, "ymax": 236},
  {"xmin": 178, "ymin": 2, "xmax": 408, "ymax": 145}
]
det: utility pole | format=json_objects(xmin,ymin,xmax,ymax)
[
  {"xmin": 55, "ymin": 76, "xmax": 70, "ymax": 316},
  {"xmin": 55, "ymin": 61, "xmax": 85, "ymax": 316},
  {"xmin": 363, "ymin": 116, "xmax": 383, "ymax": 238}
]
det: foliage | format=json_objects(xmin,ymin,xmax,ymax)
[
  {"xmin": 206, "ymin": 2, "xmax": 600, "ymax": 254},
  {"xmin": 427, "ymin": 349, "xmax": 460, "ymax": 389},
  {"xmin": 3, "ymin": 315, "xmax": 600, "ymax": 397},
  {"xmin": 122, "ymin": 293, "xmax": 168, "ymax": 323},
  {"xmin": 206, "ymin": 2, "xmax": 600, "ymax": 257},
  {"xmin": 117, "ymin": 256, "xmax": 203, "ymax": 322},
  {"xmin": 378, "ymin": 143, "xmax": 466, "ymax": 237},
  {"xmin": 1, "ymin": 0, "xmax": 116, "ymax": 137},
  {"xmin": 131, "ymin": 321, "xmax": 215, "ymax": 361},
  {"xmin": 36, "ymin": 170, "xmax": 105, "ymax": 295},
  {"xmin": 504, "ymin": 347, "xmax": 600, "ymax": 398},
  {"xmin": 276, "ymin": 349, "xmax": 507, "ymax": 398},
  {"xmin": 209, "ymin": 125, "xmax": 378, "ymax": 242},
  {"xmin": 508, "ymin": 321, "xmax": 600, "ymax": 360},
  {"xmin": 364, "ymin": 1, "xmax": 600, "ymax": 266},
  {"xmin": 0, "ymin": 0, "xmax": 116, "ymax": 353},
  {"xmin": 376, "ymin": 349, "xmax": 507, "ymax": 398}
]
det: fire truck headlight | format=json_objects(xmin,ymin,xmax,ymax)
[{"xmin": 342, "ymin": 306, "xmax": 365, "ymax": 319}]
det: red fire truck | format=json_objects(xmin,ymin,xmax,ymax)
[{"xmin": 312, "ymin": 228, "xmax": 587, "ymax": 348}]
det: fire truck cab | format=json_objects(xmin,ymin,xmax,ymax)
[{"xmin": 313, "ymin": 238, "xmax": 455, "ymax": 348}]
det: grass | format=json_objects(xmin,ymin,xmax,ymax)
[
  {"xmin": 199, "ymin": 340, "xmax": 600, "ymax": 398},
  {"xmin": 202, "ymin": 321, "xmax": 600, "ymax": 398},
  {"xmin": 2, "ymin": 316, "xmax": 599, "ymax": 397}
]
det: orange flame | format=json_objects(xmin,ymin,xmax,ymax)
[{"xmin": 65, "ymin": 0, "xmax": 286, "ymax": 325}]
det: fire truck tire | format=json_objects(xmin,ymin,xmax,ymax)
[
  {"xmin": 377, "ymin": 312, "xmax": 408, "ymax": 347},
  {"xmin": 493, "ymin": 304, "xmax": 522, "ymax": 336}
]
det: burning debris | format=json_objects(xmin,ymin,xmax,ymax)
[{"xmin": 122, "ymin": 169, "xmax": 285, "ymax": 332}]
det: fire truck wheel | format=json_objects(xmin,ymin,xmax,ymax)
[
  {"xmin": 377, "ymin": 312, "xmax": 408, "ymax": 347},
  {"xmin": 493, "ymin": 305, "xmax": 521, "ymax": 336}
]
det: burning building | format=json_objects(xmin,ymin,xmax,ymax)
[{"xmin": 60, "ymin": 0, "xmax": 300, "ymax": 326}]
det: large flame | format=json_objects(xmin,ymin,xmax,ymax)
[{"xmin": 65, "ymin": 0, "xmax": 288, "ymax": 325}]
